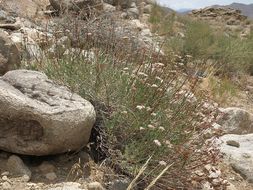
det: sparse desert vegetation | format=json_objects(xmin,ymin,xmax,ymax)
[
  {"xmin": 1, "ymin": 1, "xmax": 253, "ymax": 190},
  {"xmin": 21, "ymin": 11, "xmax": 222, "ymax": 189}
]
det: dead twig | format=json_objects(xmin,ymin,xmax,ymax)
[{"xmin": 0, "ymin": 23, "xmax": 21, "ymax": 30}]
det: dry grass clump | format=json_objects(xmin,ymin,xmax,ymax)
[{"xmin": 22, "ymin": 10, "xmax": 223, "ymax": 189}]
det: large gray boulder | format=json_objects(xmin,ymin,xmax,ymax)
[
  {"xmin": 0, "ymin": 70, "xmax": 96, "ymax": 156},
  {"xmin": 1, "ymin": 0, "xmax": 50, "ymax": 18},
  {"xmin": 0, "ymin": 31, "xmax": 21, "ymax": 75},
  {"xmin": 218, "ymin": 107, "xmax": 253, "ymax": 134},
  {"xmin": 219, "ymin": 134, "xmax": 253, "ymax": 183}
]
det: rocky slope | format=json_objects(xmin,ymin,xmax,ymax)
[
  {"xmin": 189, "ymin": 7, "xmax": 252, "ymax": 38},
  {"xmin": 212, "ymin": 3, "xmax": 253, "ymax": 19}
]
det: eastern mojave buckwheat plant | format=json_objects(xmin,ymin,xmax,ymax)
[{"xmin": 22, "ymin": 9, "xmax": 222, "ymax": 189}]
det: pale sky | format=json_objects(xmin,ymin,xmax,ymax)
[{"xmin": 157, "ymin": 0, "xmax": 253, "ymax": 10}]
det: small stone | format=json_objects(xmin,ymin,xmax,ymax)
[
  {"xmin": 2, "ymin": 181, "xmax": 11, "ymax": 190},
  {"xmin": 88, "ymin": 182, "xmax": 104, "ymax": 190},
  {"xmin": 212, "ymin": 123, "xmax": 221, "ymax": 130},
  {"xmin": 221, "ymin": 180, "xmax": 228, "ymax": 185},
  {"xmin": 212, "ymin": 178, "xmax": 222, "ymax": 186},
  {"xmin": 78, "ymin": 151, "xmax": 91, "ymax": 163},
  {"xmin": 194, "ymin": 170, "xmax": 205, "ymax": 177},
  {"xmin": 130, "ymin": 2, "xmax": 137, "ymax": 8},
  {"xmin": 45, "ymin": 172, "xmax": 57, "ymax": 181},
  {"xmin": 127, "ymin": 8, "xmax": 139, "ymax": 19},
  {"xmin": 21, "ymin": 174, "xmax": 31, "ymax": 182},
  {"xmin": 208, "ymin": 169, "xmax": 221, "ymax": 179},
  {"xmin": 27, "ymin": 182, "xmax": 39, "ymax": 187},
  {"xmin": 109, "ymin": 179, "xmax": 130, "ymax": 190},
  {"xmin": 39, "ymin": 161, "xmax": 56, "ymax": 174},
  {"xmin": 226, "ymin": 140, "xmax": 240, "ymax": 148},
  {"xmin": 201, "ymin": 181, "xmax": 212, "ymax": 190},
  {"xmin": 1, "ymin": 175, "xmax": 11, "ymax": 184},
  {"xmin": 242, "ymin": 153, "xmax": 251, "ymax": 158},
  {"xmin": 7, "ymin": 155, "xmax": 31, "ymax": 180},
  {"xmin": 2, "ymin": 175, "xmax": 8, "ymax": 181},
  {"xmin": 227, "ymin": 182, "xmax": 237, "ymax": 190},
  {"xmin": 48, "ymin": 182, "xmax": 82, "ymax": 190},
  {"xmin": 204, "ymin": 164, "xmax": 212, "ymax": 171},
  {"xmin": 1, "ymin": 172, "xmax": 9, "ymax": 176},
  {"xmin": 77, "ymin": 151, "xmax": 91, "ymax": 178},
  {"xmin": 103, "ymin": 3, "xmax": 116, "ymax": 12},
  {"xmin": 0, "ymin": 31, "xmax": 21, "ymax": 75},
  {"xmin": 143, "ymin": 5, "xmax": 152, "ymax": 14},
  {"xmin": 120, "ymin": 12, "xmax": 128, "ymax": 19}
]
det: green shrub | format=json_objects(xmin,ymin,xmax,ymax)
[
  {"xmin": 183, "ymin": 21, "xmax": 253, "ymax": 75},
  {"xmin": 208, "ymin": 76, "xmax": 238, "ymax": 103},
  {"xmin": 149, "ymin": 4, "xmax": 176, "ymax": 35},
  {"xmin": 22, "ymin": 12, "xmax": 220, "ymax": 189},
  {"xmin": 183, "ymin": 21, "xmax": 215, "ymax": 58},
  {"xmin": 150, "ymin": 4, "xmax": 253, "ymax": 76}
]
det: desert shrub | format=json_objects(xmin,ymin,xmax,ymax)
[
  {"xmin": 149, "ymin": 4, "xmax": 176, "ymax": 35},
  {"xmin": 181, "ymin": 20, "xmax": 253, "ymax": 76},
  {"xmin": 22, "ymin": 12, "xmax": 221, "ymax": 189},
  {"xmin": 209, "ymin": 34, "xmax": 253, "ymax": 75},
  {"xmin": 150, "ymin": 4, "xmax": 253, "ymax": 77},
  {"xmin": 183, "ymin": 20, "xmax": 215, "ymax": 59},
  {"xmin": 199, "ymin": 75, "xmax": 239, "ymax": 104}
]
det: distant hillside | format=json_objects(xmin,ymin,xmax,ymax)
[
  {"xmin": 212, "ymin": 3, "xmax": 253, "ymax": 19},
  {"xmin": 160, "ymin": 6, "xmax": 176, "ymax": 14},
  {"xmin": 189, "ymin": 6, "xmax": 252, "ymax": 38},
  {"xmin": 176, "ymin": 8, "xmax": 192, "ymax": 13}
]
